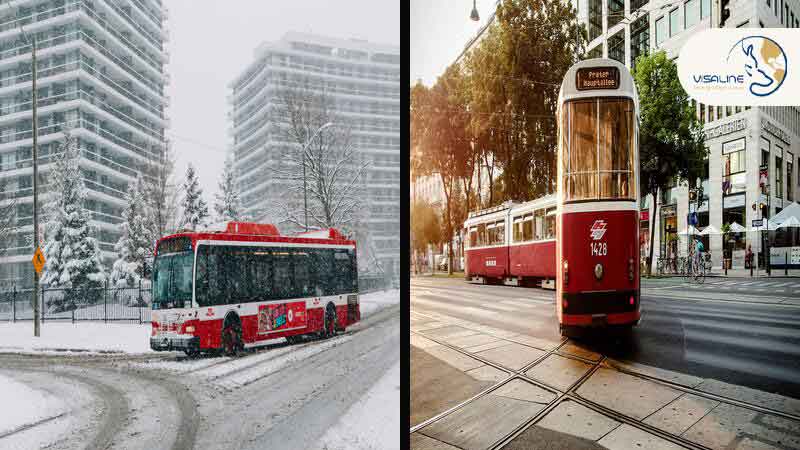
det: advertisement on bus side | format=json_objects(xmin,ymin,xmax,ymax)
[{"xmin": 257, "ymin": 301, "xmax": 307, "ymax": 333}]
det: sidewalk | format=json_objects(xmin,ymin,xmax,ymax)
[{"xmin": 652, "ymin": 267, "xmax": 800, "ymax": 278}]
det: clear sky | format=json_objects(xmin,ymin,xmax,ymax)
[
  {"xmin": 410, "ymin": 0, "xmax": 498, "ymax": 87},
  {"xmin": 164, "ymin": 0, "xmax": 399, "ymax": 203}
]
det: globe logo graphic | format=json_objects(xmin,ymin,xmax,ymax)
[{"xmin": 728, "ymin": 36, "xmax": 787, "ymax": 97}]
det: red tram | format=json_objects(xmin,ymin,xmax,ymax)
[
  {"xmin": 463, "ymin": 59, "xmax": 640, "ymax": 336},
  {"xmin": 556, "ymin": 59, "xmax": 640, "ymax": 335}
]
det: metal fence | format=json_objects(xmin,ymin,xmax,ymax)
[
  {"xmin": 0, "ymin": 276, "xmax": 391, "ymax": 324},
  {"xmin": 0, "ymin": 281, "xmax": 152, "ymax": 324}
]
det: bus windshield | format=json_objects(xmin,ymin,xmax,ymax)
[
  {"xmin": 153, "ymin": 251, "xmax": 194, "ymax": 309},
  {"xmin": 561, "ymin": 98, "xmax": 635, "ymax": 201}
]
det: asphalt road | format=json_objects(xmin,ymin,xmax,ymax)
[
  {"xmin": 411, "ymin": 276, "xmax": 800, "ymax": 400},
  {"xmin": 0, "ymin": 304, "xmax": 399, "ymax": 450}
]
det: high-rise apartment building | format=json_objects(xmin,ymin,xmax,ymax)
[
  {"xmin": 575, "ymin": 0, "xmax": 800, "ymax": 269},
  {"xmin": 229, "ymin": 32, "xmax": 400, "ymax": 280},
  {"xmin": 0, "ymin": 0, "xmax": 169, "ymax": 284}
]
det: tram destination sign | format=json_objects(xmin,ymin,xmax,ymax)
[{"xmin": 576, "ymin": 67, "xmax": 619, "ymax": 91}]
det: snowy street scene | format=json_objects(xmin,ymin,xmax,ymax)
[
  {"xmin": 0, "ymin": 289, "xmax": 399, "ymax": 450},
  {"xmin": 0, "ymin": 0, "xmax": 399, "ymax": 448}
]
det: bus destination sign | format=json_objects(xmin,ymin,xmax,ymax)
[{"xmin": 576, "ymin": 67, "xmax": 619, "ymax": 91}]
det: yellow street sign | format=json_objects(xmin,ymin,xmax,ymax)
[{"xmin": 32, "ymin": 247, "xmax": 45, "ymax": 275}]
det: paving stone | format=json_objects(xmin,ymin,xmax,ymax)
[
  {"xmin": 507, "ymin": 334, "xmax": 562, "ymax": 351},
  {"xmin": 412, "ymin": 321, "xmax": 451, "ymax": 332},
  {"xmin": 643, "ymin": 393, "xmax": 719, "ymax": 435},
  {"xmin": 411, "ymin": 433, "xmax": 462, "ymax": 450},
  {"xmin": 464, "ymin": 339, "xmax": 515, "ymax": 354},
  {"xmin": 603, "ymin": 358, "xmax": 704, "ymax": 388},
  {"xmin": 492, "ymin": 379, "xmax": 556, "ymax": 405},
  {"xmin": 420, "ymin": 392, "xmax": 546, "ymax": 450},
  {"xmin": 475, "ymin": 342, "xmax": 546, "ymax": 371},
  {"xmin": 424, "ymin": 345, "xmax": 485, "ymax": 372},
  {"xmin": 465, "ymin": 364, "xmax": 509, "ymax": 383},
  {"xmin": 576, "ymin": 367, "xmax": 682, "ymax": 420},
  {"xmin": 411, "ymin": 334, "xmax": 441, "ymax": 349},
  {"xmin": 694, "ymin": 378, "xmax": 800, "ymax": 417},
  {"xmin": 537, "ymin": 399, "xmax": 621, "ymax": 441},
  {"xmin": 682, "ymin": 402, "xmax": 800, "ymax": 450},
  {"xmin": 422, "ymin": 325, "xmax": 481, "ymax": 340},
  {"xmin": 597, "ymin": 423, "xmax": 686, "ymax": 450},
  {"xmin": 559, "ymin": 342, "xmax": 603, "ymax": 361},
  {"xmin": 525, "ymin": 354, "xmax": 593, "ymax": 392},
  {"xmin": 446, "ymin": 333, "xmax": 502, "ymax": 349},
  {"xmin": 500, "ymin": 424, "xmax": 608, "ymax": 450}
]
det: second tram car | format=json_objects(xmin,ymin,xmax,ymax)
[{"xmin": 556, "ymin": 59, "xmax": 640, "ymax": 334}]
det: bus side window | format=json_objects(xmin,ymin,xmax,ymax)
[
  {"xmin": 333, "ymin": 250, "xmax": 351, "ymax": 295},
  {"xmin": 293, "ymin": 251, "xmax": 310, "ymax": 297},
  {"xmin": 273, "ymin": 249, "xmax": 292, "ymax": 300},
  {"xmin": 252, "ymin": 249, "xmax": 271, "ymax": 300},
  {"xmin": 195, "ymin": 245, "xmax": 208, "ymax": 307}
]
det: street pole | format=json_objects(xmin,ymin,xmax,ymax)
[{"xmin": 31, "ymin": 36, "xmax": 40, "ymax": 337}]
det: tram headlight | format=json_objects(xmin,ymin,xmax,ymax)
[
  {"xmin": 594, "ymin": 263, "xmax": 604, "ymax": 280},
  {"xmin": 628, "ymin": 258, "xmax": 635, "ymax": 281},
  {"xmin": 563, "ymin": 260, "xmax": 569, "ymax": 284},
  {"xmin": 184, "ymin": 325, "xmax": 195, "ymax": 333}
]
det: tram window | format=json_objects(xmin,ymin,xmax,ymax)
[
  {"xmin": 534, "ymin": 210, "xmax": 545, "ymax": 240},
  {"xmin": 513, "ymin": 218, "xmax": 523, "ymax": 242},
  {"xmin": 487, "ymin": 223, "xmax": 496, "ymax": 244},
  {"xmin": 477, "ymin": 223, "xmax": 486, "ymax": 246},
  {"xmin": 599, "ymin": 99, "xmax": 634, "ymax": 199},
  {"xmin": 545, "ymin": 209, "xmax": 556, "ymax": 239},
  {"xmin": 469, "ymin": 227, "xmax": 478, "ymax": 247},
  {"xmin": 565, "ymin": 100, "xmax": 598, "ymax": 201},
  {"xmin": 523, "ymin": 214, "xmax": 533, "ymax": 241},
  {"xmin": 495, "ymin": 221, "xmax": 505, "ymax": 244}
]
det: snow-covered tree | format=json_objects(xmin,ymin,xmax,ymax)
[
  {"xmin": 42, "ymin": 133, "xmax": 105, "ymax": 309},
  {"xmin": 214, "ymin": 156, "xmax": 243, "ymax": 223},
  {"xmin": 143, "ymin": 143, "xmax": 179, "ymax": 253},
  {"xmin": 180, "ymin": 163, "xmax": 209, "ymax": 230},
  {"xmin": 110, "ymin": 175, "xmax": 151, "ymax": 287},
  {"xmin": 267, "ymin": 83, "xmax": 369, "ymax": 234}
]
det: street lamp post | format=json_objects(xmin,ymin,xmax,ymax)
[{"xmin": 301, "ymin": 122, "xmax": 333, "ymax": 231}]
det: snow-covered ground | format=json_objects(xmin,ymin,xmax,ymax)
[
  {"xmin": 0, "ymin": 373, "xmax": 66, "ymax": 437},
  {"xmin": 316, "ymin": 361, "xmax": 400, "ymax": 450},
  {"xmin": 0, "ymin": 290, "xmax": 399, "ymax": 355}
]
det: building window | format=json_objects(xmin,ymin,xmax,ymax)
[
  {"xmin": 685, "ymin": 0, "xmax": 700, "ymax": 28},
  {"xmin": 776, "ymin": 154, "xmax": 783, "ymax": 199},
  {"xmin": 788, "ymin": 158, "xmax": 794, "ymax": 201},
  {"xmin": 708, "ymin": 104, "xmax": 715, "ymax": 122},
  {"xmin": 699, "ymin": 103, "xmax": 705, "ymax": 124},
  {"xmin": 760, "ymin": 137, "xmax": 770, "ymax": 196},
  {"xmin": 701, "ymin": 0, "xmax": 711, "ymax": 19},
  {"xmin": 631, "ymin": 0, "xmax": 649, "ymax": 11},
  {"xmin": 630, "ymin": 15, "xmax": 650, "ymax": 71},
  {"xmin": 717, "ymin": 106, "xmax": 723, "ymax": 119},
  {"xmin": 587, "ymin": 45, "xmax": 603, "ymax": 59},
  {"xmin": 656, "ymin": 16, "xmax": 667, "ymax": 45},
  {"xmin": 608, "ymin": 30, "xmax": 625, "ymax": 64},
  {"xmin": 608, "ymin": 0, "xmax": 624, "ymax": 29},
  {"xmin": 722, "ymin": 138, "xmax": 746, "ymax": 195},
  {"xmin": 588, "ymin": 0, "xmax": 603, "ymax": 41},
  {"xmin": 726, "ymin": 106, "xmax": 732, "ymax": 116},
  {"xmin": 669, "ymin": 8, "xmax": 680, "ymax": 36}
]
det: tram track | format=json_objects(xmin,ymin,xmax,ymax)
[{"xmin": 411, "ymin": 308, "xmax": 800, "ymax": 450}]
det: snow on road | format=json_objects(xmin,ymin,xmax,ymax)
[
  {"xmin": 0, "ymin": 322, "xmax": 153, "ymax": 354},
  {"xmin": 0, "ymin": 373, "xmax": 66, "ymax": 437},
  {"xmin": 316, "ymin": 360, "xmax": 400, "ymax": 450},
  {"xmin": 360, "ymin": 289, "xmax": 399, "ymax": 318}
]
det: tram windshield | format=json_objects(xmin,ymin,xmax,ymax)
[{"xmin": 561, "ymin": 98, "xmax": 635, "ymax": 201}]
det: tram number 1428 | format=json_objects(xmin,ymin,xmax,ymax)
[{"xmin": 590, "ymin": 242, "xmax": 607, "ymax": 256}]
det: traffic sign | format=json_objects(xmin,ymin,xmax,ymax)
[
  {"xmin": 752, "ymin": 219, "xmax": 763, "ymax": 228},
  {"xmin": 32, "ymin": 247, "xmax": 45, "ymax": 274}
]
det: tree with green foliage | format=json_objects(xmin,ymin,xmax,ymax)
[
  {"xmin": 633, "ymin": 51, "xmax": 706, "ymax": 276},
  {"xmin": 411, "ymin": 200, "xmax": 442, "ymax": 273}
]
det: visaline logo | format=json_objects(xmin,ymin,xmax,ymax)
[{"xmin": 678, "ymin": 29, "xmax": 798, "ymax": 106}]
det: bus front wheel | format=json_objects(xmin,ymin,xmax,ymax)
[{"xmin": 222, "ymin": 316, "xmax": 243, "ymax": 356}]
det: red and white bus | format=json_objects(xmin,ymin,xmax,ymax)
[
  {"xmin": 464, "ymin": 196, "xmax": 557, "ymax": 287},
  {"xmin": 556, "ymin": 59, "xmax": 640, "ymax": 335},
  {"xmin": 149, "ymin": 222, "xmax": 360, "ymax": 356}
]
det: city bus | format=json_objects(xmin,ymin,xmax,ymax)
[
  {"xmin": 150, "ymin": 222, "xmax": 360, "ymax": 356},
  {"xmin": 556, "ymin": 58, "xmax": 641, "ymax": 336}
]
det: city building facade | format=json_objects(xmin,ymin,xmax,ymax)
[
  {"xmin": 575, "ymin": 0, "xmax": 800, "ymax": 269},
  {"xmin": 228, "ymin": 32, "xmax": 400, "ymax": 279},
  {"xmin": 0, "ymin": 0, "xmax": 169, "ymax": 284}
]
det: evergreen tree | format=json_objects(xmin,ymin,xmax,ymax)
[
  {"xmin": 214, "ymin": 157, "xmax": 243, "ymax": 223},
  {"xmin": 110, "ymin": 175, "xmax": 151, "ymax": 287},
  {"xmin": 42, "ymin": 133, "xmax": 105, "ymax": 310},
  {"xmin": 180, "ymin": 163, "xmax": 209, "ymax": 229}
]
